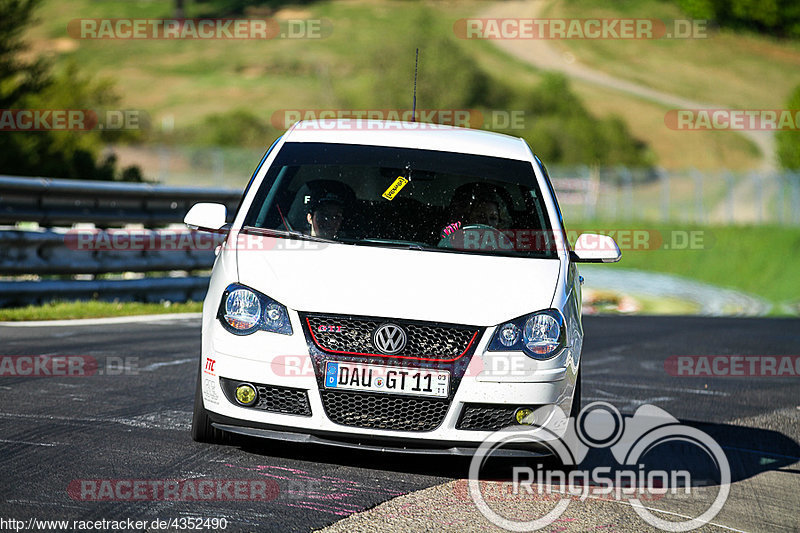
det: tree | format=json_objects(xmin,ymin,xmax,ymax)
[
  {"xmin": 0, "ymin": 0, "xmax": 144, "ymax": 180},
  {"xmin": 677, "ymin": 0, "xmax": 800, "ymax": 38},
  {"xmin": 0, "ymin": 0, "xmax": 51, "ymax": 109},
  {"xmin": 776, "ymin": 85, "xmax": 800, "ymax": 169}
]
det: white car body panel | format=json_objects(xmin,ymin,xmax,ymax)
[
  {"xmin": 235, "ymin": 235, "xmax": 560, "ymax": 326},
  {"xmin": 193, "ymin": 120, "xmax": 597, "ymax": 453}
]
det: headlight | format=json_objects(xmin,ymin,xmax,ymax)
[
  {"xmin": 523, "ymin": 314, "xmax": 561, "ymax": 355},
  {"xmin": 218, "ymin": 284, "xmax": 292, "ymax": 336},
  {"xmin": 488, "ymin": 309, "xmax": 565, "ymax": 359},
  {"xmin": 224, "ymin": 289, "xmax": 261, "ymax": 330}
]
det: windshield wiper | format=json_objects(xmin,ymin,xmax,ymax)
[
  {"xmin": 240, "ymin": 226, "xmax": 336, "ymax": 244},
  {"xmin": 351, "ymin": 239, "xmax": 432, "ymax": 251}
]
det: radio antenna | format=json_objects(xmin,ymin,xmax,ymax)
[{"xmin": 411, "ymin": 48, "xmax": 419, "ymax": 122}]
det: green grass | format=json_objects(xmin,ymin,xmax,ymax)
[
  {"xmin": 633, "ymin": 293, "xmax": 701, "ymax": 315},
  {"xmin": 570, "ymin": 220, "xmax": 800, "ymax": 309},
  {"xmin": 550, "ymin": 0, "xmax": 800, "ymax": 109},
  {"xmin": 583, "ymin": 288, "xmax": 701, "ymax": 314},
  {"xmin": 0, "ymin": 300, "xmax": 202, "ymax": 321},
  {"xmin": 532, "ymin": 0, "xmax": 799, "ymax": 170},
  {"xmin": 568, "ymin": 83, "xmax": 762, "ymax": 170},
  {"xmin": 23, "ymin": 0, "xmax": 780, "ymax": 173}
]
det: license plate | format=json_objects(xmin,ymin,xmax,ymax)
[{"xmin": 324, "ymin": 361, "xmax": 449, "ymax": 398}]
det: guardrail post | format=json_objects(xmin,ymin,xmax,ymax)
[
  {"xmin": 692, "ymin": 168, "xmax": 704, "ymax": 224},
  {"xmin": 723, "ymin": 171, "xmax": 734, "ymax": 225},
  {"xmin": 660, "ymin": 167, "xmax": 670, "ymax": 222}
]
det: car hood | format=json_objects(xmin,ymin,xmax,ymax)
[{"xmin": 235, "ymin": 236, "xmax": 560, "ymax": 327}]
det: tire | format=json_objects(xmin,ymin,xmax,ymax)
[
  {"xmin": 191, "ymin": 365, "xmax": 228, "ymax": 444},
  {"xmin": 569, "ymin": 369, "xmax": 582, "ymax": 420}
]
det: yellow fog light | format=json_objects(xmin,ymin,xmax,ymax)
[
  {"xmin": 235, "ymin": 384, "xmax": 257, "ymax": 406},
  {"xmin": 515, "ymin": 408, "xmax": 535, "ymax": 425}
]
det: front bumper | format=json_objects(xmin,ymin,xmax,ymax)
[
  {"xmin": 209, "ymin": 417, "xmax": 553, "ymax": 457},
  {"xmin": 200, "ymin": 310, "xmax": 578, "ymax": 451}
]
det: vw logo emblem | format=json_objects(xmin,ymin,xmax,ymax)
[{"xmin": 373, "ymin": 324, "xmax": 407, "ymax": 355}]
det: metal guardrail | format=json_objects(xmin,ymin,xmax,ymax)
[
  {"xmin": 0, "ymin": 229, "xmax": 226, "ymax": 275},
  {"xmin": 0, "ymin": 175, "xmax": 242, "ymax": 307},
  {"xmin": 0, "ymin": 277, "xmax": 212, "ymax": 308},
  {"xmin": 0, "ymin": 175, "xmax": 241, "ymax": 226}
]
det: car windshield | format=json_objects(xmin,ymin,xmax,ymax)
[{"xmin": 243, "ymin": 142, "xmax": 558, "ymax": 258}]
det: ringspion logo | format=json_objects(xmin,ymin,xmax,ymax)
[{"xmin": 469, "ymin": 403, "xmax": 730, "ymax": 531}]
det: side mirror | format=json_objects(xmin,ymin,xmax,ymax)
[
  {"xmin": 184, "ymin": 203, "xmax": 227, "ymax": 232},
  {"xmin": 569, "ymin": 233, "xmax": 621, "ymax": 263}
]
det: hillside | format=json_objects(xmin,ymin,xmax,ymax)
[{"xmin": 23, "ymin": 0, "xmax": 800, "ymax": 179}]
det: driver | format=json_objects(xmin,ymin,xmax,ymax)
[
  {"xmin": 441, "ymin": 185, "xmax": 504, "ymax": 238},
  {"xmin": 467, "ymin": 199, "xmax": 501, "ymax": 228},
  {"xmin": 306, "ymin": 192, "xmax": 345, "ymax": 239}
]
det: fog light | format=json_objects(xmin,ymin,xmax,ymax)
[
  {"xmin": 235, "ymin": 384, "xmax": 257, "ymax": 406},
  {"xmin": 515, "ymin": 408, "xmax": 535, "ymax": 425}
]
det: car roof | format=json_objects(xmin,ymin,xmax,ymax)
[{"xmin": 283, "ymin": 119, "xmax": 533, "ymax": 161}]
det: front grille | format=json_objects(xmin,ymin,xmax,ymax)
[
  {"xmin": 320, "ymin": 390, "xmax": 450, "ymax": 431},
  {"xmin": 305, "ymin": 314, "xmax": 479, "ymax": 360},
  {"xmin": 457, "ymin": 404, "xmax": 532, "ymax": 431},
  {"xmin": 219, "ymin": 378, "xmax": 312, "ymax": 416}
]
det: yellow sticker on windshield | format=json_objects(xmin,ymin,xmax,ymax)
[{"xmin": 382, "ymin": 176, "xmax": 408, "ymax": 201}]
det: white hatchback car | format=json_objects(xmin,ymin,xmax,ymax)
[{"xmin": 185, "ymin": 119, "xmax": 620, "ymax": 455}]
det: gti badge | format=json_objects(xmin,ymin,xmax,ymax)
[{"xmin": 373, "ymin": 323, "xmax": 407, "ymax": 355}]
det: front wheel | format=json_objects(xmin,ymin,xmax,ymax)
[{"xmin": 191, "ymin": 366, "xmax": 228, "ymax": 444}]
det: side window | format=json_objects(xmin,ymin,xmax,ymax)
[
  {"xmin": 233, "ymin": 135, "xmax": 282, "ymax": 221},
  {"xmin": 535, "ymin": 155, "xmax": 569, "ymax": 248}
]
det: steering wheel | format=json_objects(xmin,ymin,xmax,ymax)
[{"xmin": 438, "ymin": 223, "xmax": 514, "ymax": 251}]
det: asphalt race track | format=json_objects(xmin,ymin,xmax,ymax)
[{"xmin": 0, "ymin": 316, "xmax": 798, "ymax": 532}]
